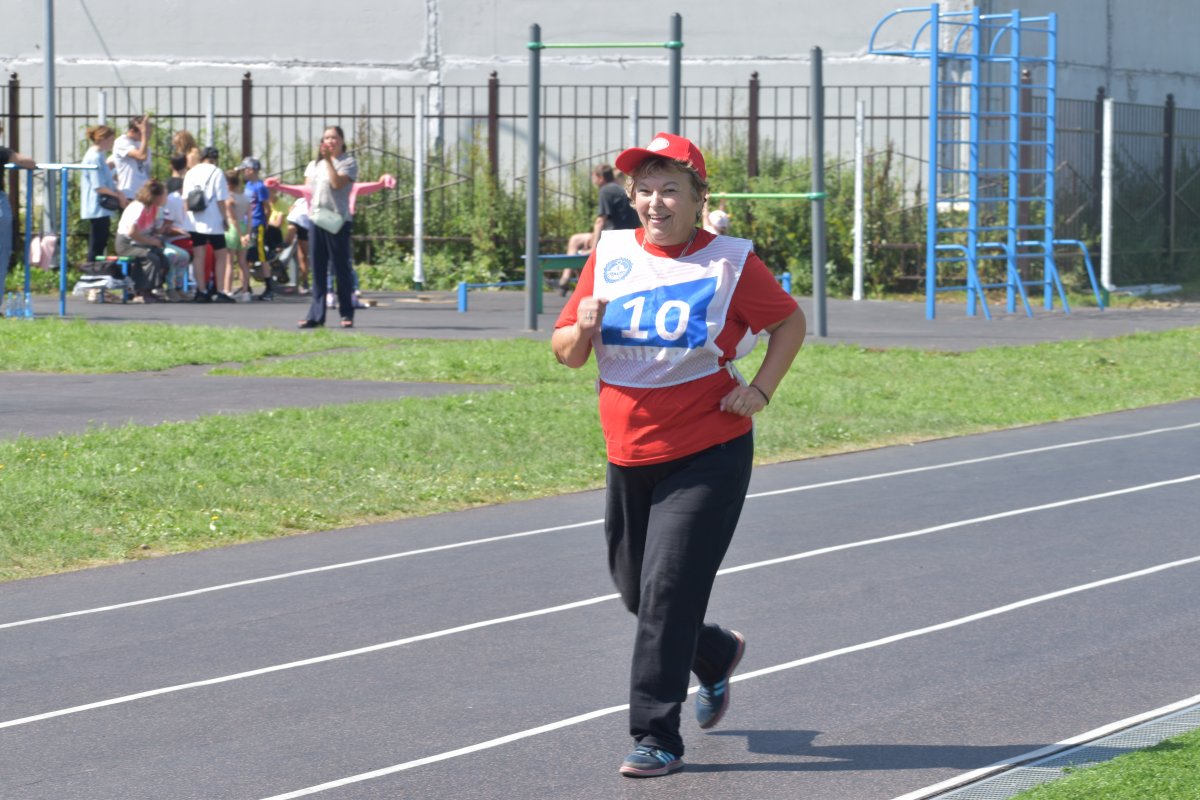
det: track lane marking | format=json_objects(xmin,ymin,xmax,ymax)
[
  {"xmin": 2, "ymin": 473, "xmax": 1195, "ymax": 733},
  {"xmin": 4, "ymin": 422, "xmax": 1197, "ymax": 631},
  {"xmin": 888, "ymin": 692, "xmax": 1200, "ymax": 800},
  {"xmin": 255, "ymin": 553, "xmax": 1200, "ymax": 799}
]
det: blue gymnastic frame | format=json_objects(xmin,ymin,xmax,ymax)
[
  {"xmin": 3, "ymin": 162, "xmax": 97, "ymax": 317},
  {"xmin": 869, "ymin": 4, "xmax": 1103, "ymax": 320}
]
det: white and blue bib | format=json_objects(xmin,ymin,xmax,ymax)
[{"xmin": 590, "ymin": 229, "xmax": 758, "ymax": 389}]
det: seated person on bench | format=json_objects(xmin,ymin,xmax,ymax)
[{"xmin": 563, "ymin": 163, "xmax": 640, "ymax": 295}]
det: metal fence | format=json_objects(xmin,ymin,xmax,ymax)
[{"xmin": 4, "ymin": 72, "xmax": 1197, "ymax": 285}]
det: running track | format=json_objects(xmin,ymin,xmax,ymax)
[{"xmin": 2, "ymin": 400, "xmax": 1198, "ymax": 799}]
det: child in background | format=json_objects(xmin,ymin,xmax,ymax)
[
  {"xmin": 223, "ymin": 169, "xmax": 253, "ymax": 299},
  {"xmin": 238, "ymin": 156, "xmax": 277, "ymax": 300},
  {"xmin": 162, "ymin": 153, "xmax": 195, "ymax": 299},
  {"xmin": 283, "ymin": 195, "xmax": 312, "ymax": 294}
]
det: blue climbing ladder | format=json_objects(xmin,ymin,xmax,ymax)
[{"xmin": 869, "ymin": 4, "xmax": 1104, "ymax": 319}]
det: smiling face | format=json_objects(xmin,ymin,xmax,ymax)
[{"xmin": 631, "ymin": 162, "xmax": 705, "ymax": 248}]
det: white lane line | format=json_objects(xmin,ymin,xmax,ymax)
[
  {"xmin": 723, "ymin": 473, "xmax": 1200, "ymax": 576},
  {"xmin": 0, "ymin": 593, "xmax": 619, "ymax": 732},
  {"xmin": 888, "ymin": 692, "xmax": 1200, "ymax": 800},
  {"xmin": 255, "ymin": 553, "xmax": 1200, "ymax": 800},
  {"xmin": 4, "ymin": 421, "xmax": 1196, "ymax": 632},
  {"xmin": 2, "ymin": 473, "xmax": 1195, "ymax": 733},
  {"xmin": 0, "ymin": 520, "xmax": 603, "ymax": 631}
]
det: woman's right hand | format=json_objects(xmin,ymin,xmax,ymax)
[{"xmin": 576, "ymin": 296, "xmax": 607, "ymax": 333}]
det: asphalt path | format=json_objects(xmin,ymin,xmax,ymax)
[
  {"xmin": 2, "ymin": 399, "xmax": 1197, "ymax": 799},
  {"xmin": 0, "ymin": 366, "xmax": 500, "ymax": 440}
]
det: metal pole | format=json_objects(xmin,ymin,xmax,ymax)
[
  {"xmin": 1100, "ymin": 96, "xmax": 1114, "ymax": 290},
  {"xmin": 810, "ymin": 46, "xmax": 827, "ymax": 337},
  {"xmin": 205, "ymin": 88, "xmax": 215, "ymax": 147},
  {"xmin": 58, "ymin": 167, "xmax": 68, "ymax": 315},
  {"xmin": 98, "ymin": 89, "xmax": 107, "ymax": 125},
  {"xmin": 668, "ymin": 14, "xmax": 682, "ymax": 135},
  {"xmin": 926, "ymin": 3, "xmax": 940, "ymax": 321},
  {"xmin": 629, "ymin": 95, "xmax": 639, "ymax": 149},
  {"xmin": 525, "ymin": 23, "xmax": 541, "ymax": 331},
  {"xmin": 853, "ymin": 99, "xmax": 865, "ymax": 301},
  {"xmin": 241, "ymin": 72, "xmax": 253, "ymax": 159},
  {"xmin": 43, "ymin": 0, "xmax": 57, "ymax": 230},
  {"xmin": 413, "ymin": 101, "xmax": 426, "ymax": 290}
]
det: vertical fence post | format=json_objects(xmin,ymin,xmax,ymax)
[
  {"xmin": 205, "ymin": 88, "xmax": 215, "ymax": 148},
  {"xmin": 1162, "ymin": 93, "xmax": 1175, "ymax": 265},
  {"xmin": 241, "ymin": 72, "xmax": 253, "ymax": 158},
  {"xmin": 748, "ymin": 71, "xmax": 760, "ymax": 179},
  {"xmin": 487, "ymin": 71, "xmax": 499, "ymax": 181},
  {"xmin": 810, "ymin": 46, "xmax": 827, "ymax": 338},
  {"xmin": 628, "ymin": 95, "xmax": 639, "ymax": 149},
  {"xmin": 6, "ymin": 74, "xmax": 18, "ymax": 251}
]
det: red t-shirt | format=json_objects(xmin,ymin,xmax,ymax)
[{"xmin": 555, "ymin": 229, "xmax": 799, "ymax": 467}]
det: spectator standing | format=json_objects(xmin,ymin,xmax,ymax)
[
  {"xmin": 1, "ymin": 121, "xmax": 37, "ymax": 291},
  {"xmin": 562, "ymin": 163, "xmax": 640, "ymax": 294},
  {"xmin": 112, "ymin": 115, "xmax": 153, "ymax": 200},
  {"xmin": 172, "ymin": 130, "xmax": 202, "ymax": 171},
  {"xmin": 224, "ymin": 169, "xmax": 253, "ymax": 298},
  {"xmin": 79, "ymin": 125, "xmax": 126, "ymax": 262},
  {"xmin": 296, "ymin": 125, "xmax": 357, "ymax": 328},
  {"xmin": 183, "ymin": 145, "xmax": 238, "ymax": 303}
]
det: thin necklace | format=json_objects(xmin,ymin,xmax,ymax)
[{"xmin": 642, "ymin": 228, "xmax": 698, "ymax": 259}]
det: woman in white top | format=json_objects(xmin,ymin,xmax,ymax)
[
  {"xmin": 114, "ymin": 180, "xmax": 171, "ymax": 302},
  {"xmin": 183, "ymin": 146, "xmax": 239, "ymax": 302}
]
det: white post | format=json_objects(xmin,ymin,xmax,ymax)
[
  {"xmin": 1100, "ymin": 97, "xmax": 1114, "ymax": 290},
  {"xmin": 98, "ymin": 89, "xmax": 107, "ymax": 125},
  {"xmin": 413, "ymin": 100, "xmax": 426, "ymax": 289},
  {"xmin": 629, "ymin": 96, "xmax": 639, "ymax": 149},
  {"xmin": 853, "ymin": 99, "xmax": 865, "ymax": 301},
  {"xmin": 205, "ymin": 88, "xmax": 215, "ymax": 147}
]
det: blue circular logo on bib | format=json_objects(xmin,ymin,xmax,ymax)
[{"xmin": 604, "ymin": 257, "xmax": 634, "ymax": 283}]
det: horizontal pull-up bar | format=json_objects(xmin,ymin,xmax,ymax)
[
  {"xmin": 3, "ymin": 162, "xmax": 97, "ymax": 171},
  {"xmin": 710, "ymin": 191, "xmax": 827, "ymax": 200},
  {"xmin": 528, "ymin": 40, "xmax": 683, "ymax": 50}
]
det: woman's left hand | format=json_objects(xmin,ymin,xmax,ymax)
[{"xmin": 720, "ymin": 384, "xmax": 769, "ymax": 417}]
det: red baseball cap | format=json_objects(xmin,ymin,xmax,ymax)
[{"xmin": 615, "ymin": 132, "xmax": 707, "ymax": 181}]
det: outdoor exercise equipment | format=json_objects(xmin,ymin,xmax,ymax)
[
  {"xmin": 3, "ymin": 162, "xmax": 95, "ymax": 317},
  {"xmin": 524, "ymin": 15, "xmax": 683, "ymax": 331},
  {"xmin": 869, "ymin": 3, "xmax": 1103, "ymax": 320}
]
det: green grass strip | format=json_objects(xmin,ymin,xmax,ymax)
[
  {"xmin": 0, "ymin": 317, "xmax": 388, "ymax": 373},
  {"xmin": 0, "ymin": 325, "xmax": 1197, "ymax": 582},
  {"xmin": 1013, "ymin": 727, "xmax": 1200, "ymax": 799}
]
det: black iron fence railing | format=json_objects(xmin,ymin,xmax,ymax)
[{"xmin": 5, "ymin": 72, "xmax": 1197, "ymax": 285}]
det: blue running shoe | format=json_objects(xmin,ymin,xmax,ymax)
[
  {"xmin": 618, "ymin": 745, "xmax": 683, "ymax": 778},
  {"xmin": 695, "ymin": 629, "xmax": 745, "ymax": 730}
]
